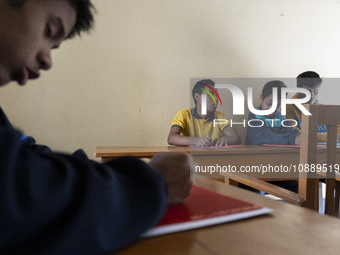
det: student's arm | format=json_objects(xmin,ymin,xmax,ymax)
[
  {"xmin": 167, "ymin": 125, "xmax": 212, "ymax": 147},
  {"xmin": 246, "ymin": 112, "xmax": 300, "ymax": 145},
  {"xmin": 168, "ymin": 125, "xmax": 191, "ymax": 145},
  {"xmin": 20, "ymin": 135, "xmax": 53, "ymax": 153},
  {"xmin": 213, "ymin": 126, "xmax": 241, "ymax": 146},
  {"xmin": 0, "ymin": 107, "xmax": 52, "ymax": 154},
  {"xmin": 0, "ymin": 126, "xmax": 191, "ymax": 254},
  {"xmin": 281, "ymin": 122, "xmax": 301, "ymax": 144}
]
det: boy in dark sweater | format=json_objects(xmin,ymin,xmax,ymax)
[{"xmin": 246, "ymin": 80, "xmax": 301, "ymax": 145}]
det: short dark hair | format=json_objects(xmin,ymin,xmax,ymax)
[
  {"xmin": 67, "ymin": 0, "xmax": 95, "ymax": 38},
  {"xmin": 262, "ymin": 80, "xmax": 287, "ymax": 100},
  {"xmin": 8, "ymin": 0, "xmax": 95, "ymax": 38},
  {"xmin": 192, "ymin": 79, "xmax": 215, "ymax": 105},
  {"xmin": 296, "ymin": 71, "xmax": 322, "ymax": 88}
]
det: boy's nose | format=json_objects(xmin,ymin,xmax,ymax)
[{"xmin": 37, "ymin": 50, "xmax": 52, "ymax": 70}]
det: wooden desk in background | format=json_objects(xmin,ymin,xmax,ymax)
[
  {"xmin": 95, "ymin": 146, "xmax": 190, "ymax": 161},
  {"xmin": 95, "ymin": 145, "xmax": 305, "ymax": 168},
  {"xmin": 95, "ymin": 145, "xmax": 339, "ymax": 180},
  {"xmin": 112, "ymin": 178, "xmax": 340, "ymax": 255},
  {"xmin": 95, "ymin": 145, "xmax": 340, "ymax": 207}
]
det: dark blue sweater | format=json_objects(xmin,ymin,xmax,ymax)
[
  {"xmin": 0, "ymin": 107, "xmax": 167, "ymax": 255},
  {"xmin": 245, "ymin": 106, "xmax": 300, "ymax": 145}
]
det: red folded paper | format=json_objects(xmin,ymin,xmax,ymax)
[{"xmin": 142, "ymin": 186, "xmax": 272, "ymax": 238}]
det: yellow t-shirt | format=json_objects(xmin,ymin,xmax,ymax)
[{"xmin": 171, "ymin": 108, "xmax": 230, "ymax": 141}]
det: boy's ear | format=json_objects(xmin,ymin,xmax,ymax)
[
  {"xmin": 260, "ymin": 94, "xmax": 263, "ymax": 101},
  {"xmin": 194, "ymin": 92, "xmax": 200, "ymax": 102}
]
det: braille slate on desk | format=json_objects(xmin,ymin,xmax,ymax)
[
  {"xmin": 188, "ymin": 145, "xmax": 246, "ymax": 149},
  {"xmin": 142, "ymin": 186, "xmax": 272, "ymax": 238}
]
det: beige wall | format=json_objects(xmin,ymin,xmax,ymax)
[{"xmin": 1, "ymin": 0, "xmax": 340, "ymax": 160}]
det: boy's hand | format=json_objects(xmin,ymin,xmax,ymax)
[
  {"xmin": 213, "ymin": 137, "xmax": 228, "ymax": 146},
  {"xmin": 198, "ymin": 135, "xmax": 212, "ymax": 147},
  {"xmin": 149, "ymin": 152, "xmax": 193, "ymax": 206}
]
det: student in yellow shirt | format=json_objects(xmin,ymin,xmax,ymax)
[
  {"xmin": 286, "ymin": 71, "xmax": 340, "ymax": 142},
  {"xmin": 168, "ymin": 79, "xmax": 241, "ymax": 147}
]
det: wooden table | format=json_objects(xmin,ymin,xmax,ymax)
[
  {"xmin": 113, "ymin": 178, "xmax": 340, "ymax": 255},
  {"xmin": 95, "ymin": 146, "xmax": 190, "ymax": 161},
  {"xmin": 95, "ymin": 145, "xmax": 340, "ymax": 180},
  {"xmin": 95, "ymin": 145, "xmax": 340, "ymax": 207},
  {"xmin": 95, "ymin": 145, "xmax": 299, "ymax": 161}
]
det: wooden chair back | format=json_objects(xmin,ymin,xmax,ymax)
[{"xmin": 299, "ymin": 104, "xmax": 340, "ymax": 216}]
